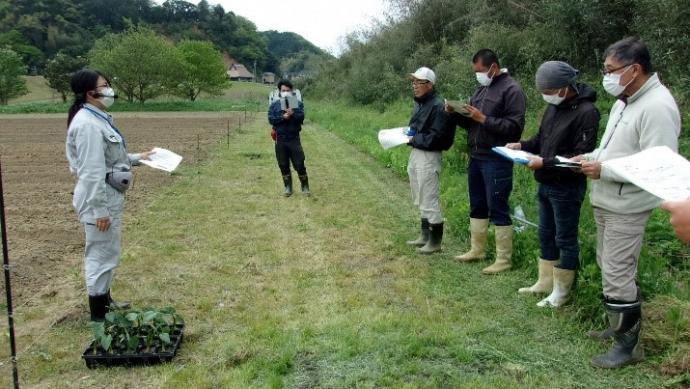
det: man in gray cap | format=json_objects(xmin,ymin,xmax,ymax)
[
  {"xmin": 405, "ymin": 67, "xmax": 455, "ymax": 254},
  {"xmin": 505, "ymin": 60, "xmax": 599, "ymax": 308}
]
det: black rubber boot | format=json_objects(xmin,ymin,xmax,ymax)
[
  {"xmin": 282, "ymin": 174, "xmax": 293, "ymax": 197},
  {"xmin": 587, "ymin": 327, "xmax": 615, "ymax": 341},
  {"xmin": 88, "ymin": 293, "xmax": 110, "ymax": 322},
  {"xmin": 298, "ymin": 174, "xmax": 310, "ymax": 196},
  {"xmin": 417, "ymin": 222, "xmax": 443, "ymax": 254},
  {"xmin": 406, "ymin": 218, "xmax": 430, "ymax": 247},
  {"xmin": 108, "ymin": 289, "xmax": 131, "ymax": 310},
  {"xmin": 591, "ymin": 300, "xmax": 644, "ymax": 368}
]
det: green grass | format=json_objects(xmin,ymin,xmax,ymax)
[{"xmin": 2, "ymin": 114, "xmax": 686, "ymax": 387}]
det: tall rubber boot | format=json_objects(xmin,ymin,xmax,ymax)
[
  {"xmin": 108, "ymin": 289, "xmax": 131, "ymax": 310},
  {"xmin": 588, "ymin": 327, "xmax": 615, "ymax": 341},
  {"xmin": 406, "ymin": 218, "xmax": 430, "ymax": 247},
  {"xmin": 417, "ymin": 223, "xmax": 443, "ymax": 254},
  {"xmin": 282, "ymin": 174, "xmax": 293, "ymax": 197},
  {"xmin": 518, "ymin": 259, "xmax": 554, "ymax": 294},
  {"xmin": 455, "ymin": 218, "xmax": 489, "ymax": 262},
  {"xmin": 298, "ymin": 174, "xmax": 311, "ymax": 196},
  {"xmin": 537, "ymin": 267, "xmax": 575, "ymax": 307},
  {"xmin": 482, "ymin": 225, "xmax": 512, "ymax": 274},
  {"xmin": 591, "ymin": 300, "xmax": 644, "ymax": 368},
  {"xmin": 589, "ymin": 288, "xmax": 640, "ymax": 341},
  {"xmin": 88, "ymin": 293, "xmax": 110, "ymax": 322}
]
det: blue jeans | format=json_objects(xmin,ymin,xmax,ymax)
[
  {"xmin": 468, "ymin": 158, "xmax": 513, "ymax": 226},
  {"xmin": 538, "ymin": 182, "xmax": 586, "ymax": 270}
]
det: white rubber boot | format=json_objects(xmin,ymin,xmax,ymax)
[
  {"xmin": 454, "ymin": 218, "xmax": 489, "ymax": 262},
  {"xmin": 537, "ymin": 268, "xmax": 575, "ymax": 307},
  {"xmin": 518, "ymin": 259, "xmax": 554, "ymax": 294},
  {"xmin": 482, "ymin": 225, "xmax": 512, "ymax": 274}
]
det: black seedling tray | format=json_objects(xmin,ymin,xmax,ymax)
[{"xmin": 82, "ymin": 323, "xmax": 184, "ymax": 369}]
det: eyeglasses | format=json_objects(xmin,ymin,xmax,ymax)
[
  {"xmin": 411, "ymin": 80, "xmax": 430, "ymax": 86},
  {"xmin": 601, "ymin": 64, "xmax": 633, "ymax": 76}
]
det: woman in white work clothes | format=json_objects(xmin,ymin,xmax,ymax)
[{"xmin": 65, "ymin": 69, "xmax": 153, "ymax": 321}]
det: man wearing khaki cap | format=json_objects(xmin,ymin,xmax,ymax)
[{"xmin": 405, "ymin": 67, "xmax": 455, "ymax": 254}]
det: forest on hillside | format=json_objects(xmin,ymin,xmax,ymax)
[
  {"xmin": 0, "ymin": 0, "xmax": 329, "ymax": 75},
  {"xmin": 305, "ymin": 0, "xmax": 690, "ymax": 108}
]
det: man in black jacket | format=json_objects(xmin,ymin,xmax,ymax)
[
  {"xmin": 447, "ymin": 49, "xmax": 526, "ymax": 274},
  {"xmin": 268, "ymin": 80, "xmax": 308, "ymax": 196},
  {"xmin": 405, "ymin": 67, "xmax": 455, "ymax": 254},
  {"xmin": 507, "ymin": 61, "xmax": 599, "ymax": 308}
]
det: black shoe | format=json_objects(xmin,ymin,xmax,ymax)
[
  {"xmin": 298, "ymin": 174, "xmax": 310, "ymax": 196},
  {"xmin": 88, "ymin": 293, "xmax": 110, "ymax": 322},
  {"xmin": 108, "ymin": 290, "xmax": 131, "ymax": 310},
  {"xmin": 282, "ymin": 174, "xmax": 293, "ymax": 197},
  {"xmin": 591, "ymin": 300, "xmax": 644, "ymax": 368},
  {"xmin": 406, "ymin": 218, "xmax": 430, "ymax": 247},
  {"xmin": 417, "ymin": 222, "xmax": 443, "ymax": 254}
]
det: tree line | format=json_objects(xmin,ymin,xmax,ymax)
[
  {"xmin": 1, "ymin": 26, "xmax": 229, "ymax": 104},
  {"xmin": 304, "ymin": 0, "xmax": 690, "ymax": 108}
]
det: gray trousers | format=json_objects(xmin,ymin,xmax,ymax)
[
  {"xmin": 83, "ymin": 214, "xmax": 122, "ymax": 296},
  {"xmin": 593, "ymin": 207, "xmax": 651, "ymax": 301},
  {"xmin": 408, "ymin": 149, "xmax": 443, "ymax": 224}
]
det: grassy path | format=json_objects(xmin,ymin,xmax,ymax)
[{"xmin": 14, "ymin": 117, "xmax": 666, "ymax": 388}]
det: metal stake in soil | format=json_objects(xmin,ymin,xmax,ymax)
[
  {"xmin": 0, "ymin": 159, "xmax": 20, "ymax": 389},
  {"xmin": 226, "ymin": 120, "xmax": 230, "ymax": 149},
  {"xmin": 196, "ymin": 134, "xmax": 201, "ymax": 174}
]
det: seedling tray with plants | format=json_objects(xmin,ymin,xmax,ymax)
[{"xmin": 82, "ymin": 306, "xmax": 185, "ymax": 369}]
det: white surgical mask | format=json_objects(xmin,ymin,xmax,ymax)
[
  {"xmin": 542, "ymin": 88, "xmax": 566, "ymax": 105},
  {"xmin": 475, "ymin": 71, "xmax": 492, "ymax": 86},
  {"xmin": 475, "ymin": 64, "xmax": 494, "ymax": 86},
  {"xmin": 602, "ymin": 66, "xmax": 633, "ymax": 97},
  {"xmin": 280, "ymin": 91, "xmax": 291, "ymax": 98},
  {"xmin": 100, "ymin": 87, "xmax": 116, "ymax": 108}
]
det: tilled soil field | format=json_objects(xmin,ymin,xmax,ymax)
[{"xmin": 0, "ymin": 112, "xmax": 249, "ymax": 325}]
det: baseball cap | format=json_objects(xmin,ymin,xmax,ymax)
[{"xmin": 409, "ymin": 67, "xmax": 436, "ymax": 84}]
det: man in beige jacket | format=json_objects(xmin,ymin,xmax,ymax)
[{"xmin": 578, "ymin": 37, "xmax": 681, "ymax": 369}]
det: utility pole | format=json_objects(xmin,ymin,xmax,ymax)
[{"xmin": 253, "ymin": 60, "xmax": 257, "ymax": 83}]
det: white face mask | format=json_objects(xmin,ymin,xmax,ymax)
[
  {"xmin": 602, "ymin": 65, "xmax": 633, "ymax": 97},
  {"xmin": 280, "ymin": 91, "xmax": 291, "ymax": 98},
  {"xmin": 475, "ymin": 64, "xmax": 494, "ymax": 86},
  {"xmin": 542, "ymin": 88, "xmax": 566, "ymax": 105},
  {"xmin": 99, "ymin": 87, "xmax": 116, "ymax": 108}
]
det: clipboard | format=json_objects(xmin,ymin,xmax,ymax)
[
  {"xmin": 280, "ymin": 95, "xmax": 300, "ymax": 110},
  {"xmin": 492, "ymin": 146, "xmax": 531, "ymax": 165}
]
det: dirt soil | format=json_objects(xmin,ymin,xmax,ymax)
[{"xmin": 0, "ymin": 112, "xmax": 249, "ymax": 319}]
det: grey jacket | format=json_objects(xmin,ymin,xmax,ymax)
[
  {"xmin": 66, "ymin": 104, "xmax": 141, "ymax": 223},
  {"xmin": 586, "ymin": 73, "xmax": 681, "ymax": 213}
]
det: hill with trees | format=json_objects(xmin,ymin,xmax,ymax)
[
  {"xmin": 304, "ymin": 0, "xmax": 690, "ymax": 107},
  {"xmin": 0, "ymin": 0, "xmax": 329, "ymax": 75}
]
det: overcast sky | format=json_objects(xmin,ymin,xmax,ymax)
[{"xmin": 196, "ymin": 0, "xmax": 388, "ymax": 55}]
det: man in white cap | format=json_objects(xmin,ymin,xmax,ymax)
[{"xmin": 405, "ymin": 67, "xmax": 455, "ymax": 254}]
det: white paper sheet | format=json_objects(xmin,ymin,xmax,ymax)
[
  {"xmin": 140, "ymin": 147, "xmax": 183, "ymax": 173},
  {"xmin": 554, "ymin": 155, "xmax": 582, "ymax": 168},
  {"xmin": 602, "ymin": 146, "xmax": 690, "ymax": 201},
  {"xmin": 378, "ymin": 127, "xmax": 410, "ymax": 150}
]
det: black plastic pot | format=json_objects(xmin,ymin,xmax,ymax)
[{"xmin": 82, "ymin": 323, "xmax": 184, "ymax": 369}]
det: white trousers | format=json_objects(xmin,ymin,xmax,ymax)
[
  {"xmin": 408, "ymin": 149, "xmax": 443, "ymax": 224},
  {"xmin": 83, "ymin": 214, "xmax": 122, "ymax": 296}
]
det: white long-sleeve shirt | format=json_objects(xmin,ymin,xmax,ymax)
[
  {"xmin": 585, "ymin": 73, "xmax": 681, "ymax": 213},
  {"xmin": 66, "ymin": 104, "xmax": 140, "ymax": 223}
]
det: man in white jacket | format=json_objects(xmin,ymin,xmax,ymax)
[{"xmin": 578, "ymin": 37, "xmax": 681, "ymax": 369}]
